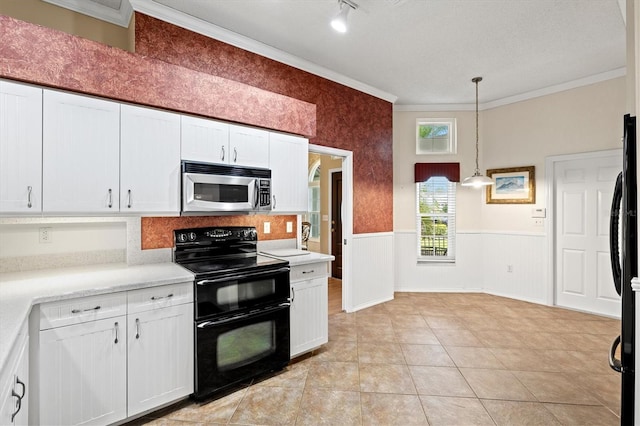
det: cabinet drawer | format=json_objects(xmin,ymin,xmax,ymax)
[
  {"xmin": 127, "ymin": 282, "xmax": 193, "ymax": 314},
  {"xmin": 290, "ymin": 264, "xmax": 328, "ymax": 282},
  {"xmin": 39, "ymin": 292, "xmax": 127, "ymax": 330}
]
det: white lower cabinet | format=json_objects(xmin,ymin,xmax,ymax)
[
  {"xmin": 39, "ymin": 316, "xmax": 127, "ymax": 426},
  {"xmin": 0, "ymin": 324, "xmax": 29, "ymax": 426},
  {"xmin": 37, "ymin": 283, "xmax": 193, "ymax": 425},
  {"xmin": 127, "ymin": 301, "xmax": 193, "ymax": 417},
  {"xmin": 290, "ymin": 264, "xmax": 328, "ymax": 358}
]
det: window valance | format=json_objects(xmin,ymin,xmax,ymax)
[{"xmin": 414, "ymin": 162, "xmax": 460, "ymax": 183}]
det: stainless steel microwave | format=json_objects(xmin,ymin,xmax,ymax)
[{"xmin": 181, "ymin": 161, "xmax": 272, "ymax": 214}]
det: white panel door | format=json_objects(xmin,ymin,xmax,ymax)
[
  {"xmin": 290, "ymin": 277, "xmax": 328, "ymax": 357},
  {"xmin": 39, "ymin": 317, "xmax": 127, "ymax": 426},
  {"xmin": 127, "ymin": 303, "xmax": 194, "ymax": 417},
  {"xmin": 229, "ymin": 124, "xmax": 269, "ymax": 168},
  {"xmin": 0, "ymin": 81, "xmax": 42, "ymax": 213},
  {"xmin": 43, "ymin": 90, "xmax": 120, "ymax": 213},
  {"xmin": 181, "ymin": 115, "xmax": 230, "ymax": 163},
  {"xmin": 269, "ymin": 132, "xmax": 308, "ymax": 213},
  {"xmin": 555, "ymin": 153, "xmax": 621, "ymax": 316},
  {"xmin": 120, "ymin": 104, "xmax": 180, "ymax": 213}
]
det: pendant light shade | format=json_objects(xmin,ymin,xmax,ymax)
[{"xmin": 461, "ymin": 76, "xmax": 493, "ymax": 188}]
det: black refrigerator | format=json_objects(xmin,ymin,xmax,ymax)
[{"xmin": 610, "ymin": 113, "xmax": 637, "ymax": 424}]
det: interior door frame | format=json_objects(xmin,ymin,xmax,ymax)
[
  {"xmin": 308, "ymin": 144, "xmax": 353, "ymax": 312},
  {"xmin": 545, "ymin": 148, "xmax": 622, "ymax": 307},
  {"xmin": 328, "ymin": 167, "xmax": 342, "ymax": 279}
]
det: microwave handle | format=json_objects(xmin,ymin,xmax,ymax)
[{"xmin": 254, "ymin": 179, "xmax": 259, "ymax": 209}]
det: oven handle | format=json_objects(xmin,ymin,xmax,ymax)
[
  {"xmin": 196, "ymin": 302, "xmax": 290, "ymax": 328},
  {"xmin": 196, "ymin": 266, "xmax": 290, "ymax": 285}
]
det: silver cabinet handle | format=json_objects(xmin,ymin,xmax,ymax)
[
  {"xmin": 272, "ymin": 195, "xmax": 277, "ymax": 209},
  {"xmin": 151, "ymin": 293, "xmax": 173, "ymax": 301},
  {"xmin": 27, "ymin": 186, "xmax": 32, "ymax": 208},
  {"xmin": 114, "ymin": 321, "xmax": 119, "ymax": 344},
  {"xmin": 127, "ymin": 189, "xmax": 132, "ymax": 208},
  {"xmin": 15, "ymin": 377, "xmax": 25, "ymax": 399},
  {"xmin": 302, "ymin": 270, "xmax": 315, "ymax": 274},
  {"xmin": 291, "ymin": 287, "xmax": 295, "ymax": 303},
  {"xmin": 233, "ymin": 147, "xmax": 238, "ymax": 162},
  {"xmin": 135, "ymin": 318, "xmax": 140, "ymax": 339},
  {"xmin": 221, "ymin": 145, "xmax": 225, "ymax": 161},
  {"xmin": 108, "ymin": 188, "xmax": 113, "ymax": 208},
  {"xmin": 71, "ymin": 305, "xmax": 101, "ymax": 314},
  {"xmin": 10, "ymin": 383, "xmax": 23, "ymax": 422}
]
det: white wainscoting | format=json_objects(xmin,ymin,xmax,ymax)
[
  {"xmin": 350, "ymin": 232, "xmax": 394, "ymax": 311},
  {"xmin": 394, "ymin": 231, "xmax": 548, "ymax": 304}
]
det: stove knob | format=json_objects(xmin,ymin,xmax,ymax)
[
  {"xmin": 188, "ymin": 232, "xmax": 197, "ymax": 241},
  {"xmin": 177, "ymin": 233, "xmax": 187, "ymax": 243}
]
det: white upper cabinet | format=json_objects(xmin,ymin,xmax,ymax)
[
  {"xmin": 120, "ymin": 104, "xmax": 180, "ymax": 214},
  {"xmin": 229, "ymin": 124, "xmax": 270, "ymax": 169},
  {"xmin": 269, "ymin": 132, "xmax": 308, "ymax": 213},
  {"xmin": 0, "ymin": 81, "xmax": 42, "ymax": 214},
  {"xmin": 42, "ymin": 90, "xmax": 120, "ymax": 213},
  {"xmin": 181, "ymin": 115, "xmax": 229, "ymax": 164}
]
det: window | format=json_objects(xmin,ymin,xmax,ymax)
[
  {"xmin": 306, "ymin": 161, "xmax": 321, "ymax": 239},
  {"xmin": 416, "ymin": 118, "xmax": 457, "ymax": 155},
  {"xmin": 416, "ymin": 176, "xmax": 456, "ymax": 261}
]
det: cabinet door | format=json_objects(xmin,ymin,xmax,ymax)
[
  {"xmin": 127, "ymin": 303, "xmax": 194, "ymax": 416},
  {"xmin": 290, "ymin": 277, "xmax": 328, "ymax": 357},
  {"xmin": 269, "ymin": 132, "xmax": 308, "ymax": 213},
  {"xmin": 40, "ymin": 316, "xmax": 127, "ymax": 426},
  {"xmin": 0, "ymin": 81, "xmax": 42, "ymax": 214},
  {"xmin": 181, "ymin": 115, "xmax": 230, "ymax": 164},
  {"xmin": 0, "ymin": 333, "xmax": 28, "ymax": 426},
  {"xmin": 120, "ymin": 104, "xmax": 181, "ymax": 213},
  {"xmin": 229, "ymin": 124, "xmax": 269, "ymax": 168},
  {"xmin": 43, "ymin": 90, "xmax": 120, "ymax": 213}
]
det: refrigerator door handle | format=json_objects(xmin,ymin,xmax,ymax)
[
  {"xmin": 609, "ymin": 335, "xmax": 622, "ymax": 373},
  {"xmin": 610, "ymin": 172, "xmax": 623, "ymax": 296}
]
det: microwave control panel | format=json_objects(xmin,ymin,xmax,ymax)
[{"xmin": 259, "ymin": 179, "xmax": 271, "ymax": 207}]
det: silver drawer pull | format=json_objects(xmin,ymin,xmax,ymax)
[
  {"xmin": 27, "ymin": 186, "xmax": 32, "ymax": 208},
  {"xmin": 302, "ymin": 270, "xmax": 315, "ymax": 274},
  {"xmin": 151, "ymin": 293, "xmax": 174, "ymax": 301},
  {"xmin": 71, "ymin": 305, "xmax": 101, "ymax": 314},
  {"xmin": 114, "ymin": 321, "xmax": 119, "ymax": 344},
  {"xmin": 108, "ymin": 188, "xmax": 113, "ymax": 208},
  {"xmin": 135, "ymin": 318, "xmax": 140, "ymax": 339}
]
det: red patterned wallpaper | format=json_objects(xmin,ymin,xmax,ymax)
[
  {"xmin": 135, "ymin": 13, "xmax": 393, "ymax": 235},
  {"xmin": 0, "ymin": 15, "xmax": 315, "ymax": 137},
  {"xmin": 141, "ymin": 215, "xmax": 297, "ymax": 249}
]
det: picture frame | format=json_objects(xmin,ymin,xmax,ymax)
[{"xmin": 486, "ymin": 166, "xmax": 535, "ymax": 204}]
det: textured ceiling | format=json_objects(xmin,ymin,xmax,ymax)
[{"xmin": 146, "ymin": 0, "xmax": 626, "ymax": 106}]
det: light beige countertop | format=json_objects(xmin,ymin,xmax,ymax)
[{"xmin": 0, "ymin": 262, "xmax": 194, "ymax": 375}]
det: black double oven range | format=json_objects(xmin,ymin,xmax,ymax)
[{"xmin": 173, "ymin": 226, "xmax": 291, "ymax": 401}]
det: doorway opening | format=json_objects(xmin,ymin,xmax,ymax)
[{"xmin": 305, "ymin": 144, "xmax": 353, "ymax": 313}]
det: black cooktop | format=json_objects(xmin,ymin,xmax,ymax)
[{"xmin": 179, "ymin": 254, "xmax": 288, "ymax": 278}]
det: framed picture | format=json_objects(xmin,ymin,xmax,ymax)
[{"xmin": 486, "ymin": 166, "xmax": 535, "ymax": 204}]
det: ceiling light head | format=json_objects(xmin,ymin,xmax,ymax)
[
  {"xmin": 331, "ymin": 0, "xmax": 358, "ymax": 33},
  {"xmin": 461, "ymin": 76, "xmax": 494, "ymax": 188}
]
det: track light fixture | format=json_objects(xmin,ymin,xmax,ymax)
[
  {"xmin": 331, "ymin": 0, "xmax": 358, "ymax": 33},
  {"xmin": 461, "ymin": 77, "xmax": 494, "ymax": 188}
]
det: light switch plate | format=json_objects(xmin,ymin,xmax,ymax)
[
  {"xmin": 286, "ymin": 222, "xmax": 293, "ymax": 233},
  {"xmin": 264, "ymin": 222, "xmax": 271, "ymax": 234}
]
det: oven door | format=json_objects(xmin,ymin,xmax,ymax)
[
  {"xmin": 194, "ymin": 302, "xmax": 290, "ymax": 400},
  {"xmin": 195, "ymin": 266, "xmax": 290, "ymax": 318},
  {"xmin": 183, "ymin": 172, "xmax": 259, "ymax": 212}
]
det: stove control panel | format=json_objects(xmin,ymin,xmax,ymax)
[{"xmin": 174, "ymin": 226, "xmax": 258, "ymax": 246}]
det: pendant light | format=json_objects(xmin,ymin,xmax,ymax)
[{"xmin": 461, "ymin": 77, "xmax": 494, "ymax": 188}]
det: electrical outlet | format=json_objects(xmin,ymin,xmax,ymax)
[
  {"xmin": 39, "ymin": 227, "xmax": 52, "ymax": 244},
  {"xmin": 507, "ymin": 265, "xmax": 513, "ymax": 273},
  {"xmin": 286, "ymin": 221, "xmax": 293, "ymax": 233},
  {"xmin": 534, "ymin": 218, "xmax": 544, "ymax": 227},
  {"xmin": 264, "ymin": 222, "xmax": 271, "ymax": 234}
]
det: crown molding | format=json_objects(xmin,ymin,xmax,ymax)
[
  {"xmin": 395, "ymin": 68, "xmax": 626, "ymax": 112},
  {"xmin": 130, "ymin": 0, "xmax": 398, "ymax": 103},
  {"xmin": 43, "ymin": 0, "xmax": 133, "ymax": 27}
]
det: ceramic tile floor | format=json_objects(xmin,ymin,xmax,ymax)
[{"xmin": 132, "ymin": 293, "xmax": 621, "ymax": 425}]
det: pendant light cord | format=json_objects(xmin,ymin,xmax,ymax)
[{"xmin": 474, "ymin": 77, "xmax": 480, "ymax": 174}]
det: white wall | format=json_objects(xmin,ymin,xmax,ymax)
[{"xmin": 393, "ymin": 77, "xmax": 626, "ymax": 303}]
